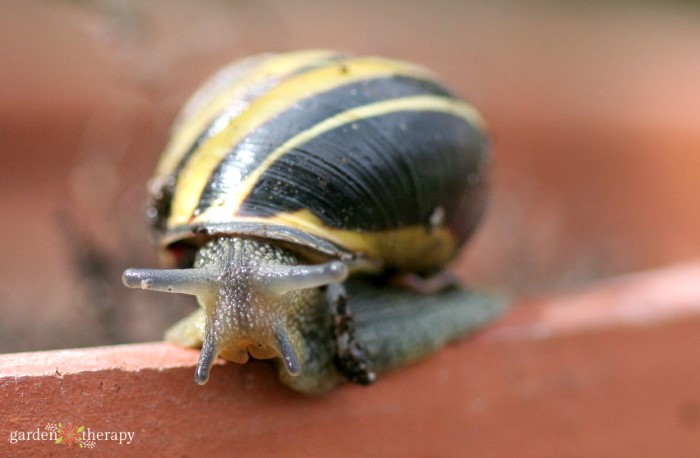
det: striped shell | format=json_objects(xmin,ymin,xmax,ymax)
[{"xmin": 149, "ymin": 50, "xmax": 489, "ymax": 273}]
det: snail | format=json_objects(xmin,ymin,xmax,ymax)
[{"xmin": 123, "ymin": 50, "xmax": 505, "ymax": 394}]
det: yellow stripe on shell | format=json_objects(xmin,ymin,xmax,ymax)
[
  {"xmin": 156, "ymin": 50, "xmax": 339, "ymax": 178},
  {"xmin": 167, "ymin": 57, "xmax": 438, "ymax": 227},
  {"xmin": 193, "ymin": 94, "xmax": 486, "ymax": 224}
]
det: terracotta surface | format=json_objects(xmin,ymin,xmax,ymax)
[{"xmin": 2, "ymin": 261, "xmax": 700, "ymax": 456}]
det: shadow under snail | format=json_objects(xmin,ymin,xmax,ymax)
[{"xmin": 122, "ymin": 50, "xmax": 506, "ymax": 394}]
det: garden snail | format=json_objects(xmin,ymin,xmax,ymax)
[{"xmin": 123, "ymin": 50, "xmax": 505, "ymax": 394}]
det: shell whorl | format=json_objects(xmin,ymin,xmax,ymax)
[{"xmin": 150, "ymin": 50, "xmax": 489, "ymax": 273}]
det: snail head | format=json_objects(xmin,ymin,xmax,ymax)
[{"xmin": 122, "ymin": 237, "xmax": 348, "ymax": 384}]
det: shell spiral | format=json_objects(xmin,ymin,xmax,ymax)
[{"xmin": 150, "ymin": 50, "xmax": 490, "ymax": 273}]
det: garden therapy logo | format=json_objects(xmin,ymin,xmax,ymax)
[
  {"xmin": 46, "ymin": 423, "xmax": 94, "ymax": 448},
  {"xmin": 8, "ymin": 422, "xmax": 135, "ymax": 448}
]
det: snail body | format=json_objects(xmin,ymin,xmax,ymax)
[{"xmin": 123, "ymin": 50, "xmax": 504, "ymax": 394}]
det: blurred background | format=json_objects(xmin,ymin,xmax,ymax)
[{"xmin": 0, "ymin": 0, "xmax": 698, "ymax": 352}]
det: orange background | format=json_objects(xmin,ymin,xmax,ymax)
[{"xmin": 0, "ymin": 0, "xmax": 698, "ymax": 352}]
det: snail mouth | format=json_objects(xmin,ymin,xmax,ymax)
[{"xmin": 194, "ymin": 330, "xmax": 301, "ymax": 385}]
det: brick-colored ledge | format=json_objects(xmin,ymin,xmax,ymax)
[{"xmin": 2, "ymin": 261, "xmax": 700, "ymax": 455}]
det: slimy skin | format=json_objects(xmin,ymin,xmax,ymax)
[
  {"xmin": 124, "ymin": 236, "xmax": 506, "ymax": 394},
  {"xmin": 278, "ymin": 278, "xmax": 506, "ymax": 394},
  {"xmin": 124, "ymin": 237, "xmax": 348, "ymax": 386}
]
